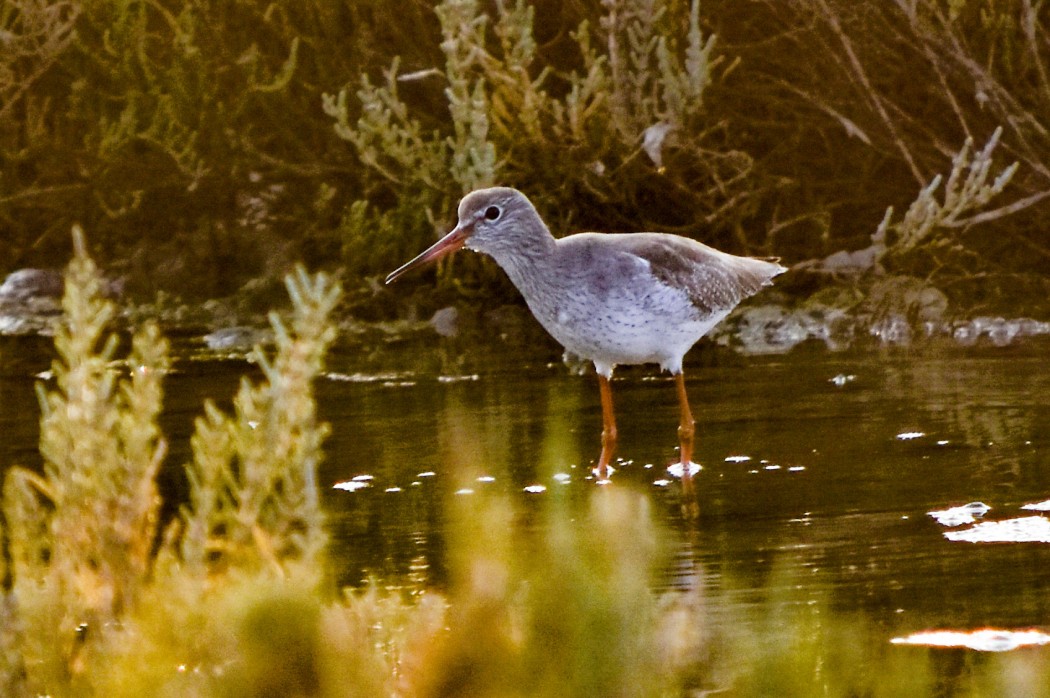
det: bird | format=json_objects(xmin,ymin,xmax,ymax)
[{"xmin": 385, "ymin": 187, "xmax": 785, "ymax": 500}]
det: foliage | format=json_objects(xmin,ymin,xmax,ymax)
[
  {"xmin": 2, "ymin": 0, "xmax": 1049, "ymax": 312},
  {"xmin": 881, "ymin": 127, "xmax": 1018, "ymax": 260},
  {"xmin": 0, "ymin": 234, "xmax": 342, "ymax": 694},
  {"xmin": 324, "ymin": 0, "xmax": 747, "ymax": 289},
  {"xmin": 405, "ymin": 490, "xmax": 693, "ymax": 698},
  {"xmin": 706, "ymin": 0, "xmax": 1050, "ymax": 284},
  {"xmin": 177, "ymin": 265, "xmax": 341, "ymax": 580},
  {"xmin": 0, "ymin": 0, "xmax": 359, "ymax": 297},
  {"xmin": 2, "ymin": 225, "xmax": 170, "ymax": 691},
  {"xmin": 810, "ymin": 127, "xmax": 1020, "ymax": 276}
]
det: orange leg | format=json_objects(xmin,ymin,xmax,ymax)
[
  {"xmin": 596, "ymin": 374, "xmax": 617, "ymax": 480},
  {"xmin": 675, "ymin": 372, "xmax": 697, "ymax": 499}
]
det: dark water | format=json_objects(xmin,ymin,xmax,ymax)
[{"xmin": 3, "ymin": 334, "xmax": 1050, "ymax": 647}]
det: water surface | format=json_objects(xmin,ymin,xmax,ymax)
[
  {"xmin": 2, "ymin": 335, "xmax": 1049, "ymax": 651},
  {"xmin": 321, "ymin": 342, "xmax": 1050, "ymax": 634}
]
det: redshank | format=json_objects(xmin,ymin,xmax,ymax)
[{"xmin": 386, "ymin": 187, "xmax": 785, "ymax": 496}]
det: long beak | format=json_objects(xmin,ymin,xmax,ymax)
[{"xmin": 385, "ymin": 225, "xmax": 470, "ymax": 284}]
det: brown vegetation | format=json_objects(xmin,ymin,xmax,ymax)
[{"xmin": 1, "ymin": 0, "xmax": 1048, "ymax": 313}]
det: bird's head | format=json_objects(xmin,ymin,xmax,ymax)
[{"xmin": 385, "ymin": 187, "xmax": 545, "ymax": 284}]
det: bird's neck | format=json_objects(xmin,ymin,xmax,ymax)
[{"xmin": 486, "ymin": 223, "xmax": 558, "ymax": 295}]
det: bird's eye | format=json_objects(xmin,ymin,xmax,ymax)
[{"xmin": 484, "ymin": 205, "xmax": 501, "ymax": 221}]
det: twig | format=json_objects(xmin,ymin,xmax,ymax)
[
  {"xmin": 0, "ymin": 183, "xmax": 89, "ymax": 205},
  {"xmin": 771, "ymin": 78, "xmax": 872, "ymax": 144},
  {"xmin": 941, "ymin": 189, "xmax": 1050, "ymax": 228},
  {"xmin": 813, "ymin": 0, "xmax": 924, "ymax": 183}
]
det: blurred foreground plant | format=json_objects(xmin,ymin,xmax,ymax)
[
  {"xmin": 406, "ymin": 489, "xmax": 703, "ymax": 698},
  {"xmin": 2, "ymin": 226, "xmax": 170, "ymax": 690},
  {"xmin": 176, "ymin": 265, "xmax": 340, "ymax": 581},
  {"xmin": 0, "ymin": 231, "xmax": 349, "ymax": 694}
]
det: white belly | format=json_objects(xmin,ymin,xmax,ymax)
[{"xmin": 531, "ymin": 283, "xmax": 723, "ymax": 376}]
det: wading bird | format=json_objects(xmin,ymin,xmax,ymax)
[{"xmin": 386, "ymin": 187, "xmax": 785, "ymax": 502}]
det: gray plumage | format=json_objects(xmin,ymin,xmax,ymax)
[{"xmin": 449, "ymin": 187, "xmax": 785, "ymax": 376}]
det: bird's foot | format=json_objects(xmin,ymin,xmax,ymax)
[
  {"xmin": 667, "ymin": 461, "xmax": 701, "ymax": 479},
  {"xmin": 591, "ymin": 463, "xmax": 616, "ymax": 483},
  {"xmin": 672, "ymin": 462, "xmax": 701, "ymax": 520}
]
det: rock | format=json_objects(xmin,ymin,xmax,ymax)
[
  {"xmin": 0, "ymin": 269, "xmax": 64, "ymax": 301},
  {"xmin": 203, "ymin": 326, "xmax": 268, "ymax": 353},
  {"xmin": 0, "ymin": 269, "xmax": 65, "ymax": 336},
  {"xmin": 948, "ymin": 316, "xmax": 1050, "ymax": 348},
  {"xmin": 869, "ymin": 313, "xmax": 911, "ymax": 346},
  {"xmin": 733, "ymin": 305, "xmax": 810, "ymax": 354},
  {"xmin": 429, "ymin": 306, "xmax": 459, "ymax": 338}
]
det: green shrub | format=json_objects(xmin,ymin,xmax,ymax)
[
  {"xmin": 324, "ymin": 0, "xmax": 754, "ymax": 291},
  {"xmin": 0, "ymin": 231, "xmax": 343, "ymax": 694},
  {"xmin": 4, "ymin": 0, "xmax": 1050, "ymax": 310}
]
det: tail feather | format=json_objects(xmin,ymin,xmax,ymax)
[{"xmin": 733, "ymin": 255, "xmax": 787, "ymax": 297}]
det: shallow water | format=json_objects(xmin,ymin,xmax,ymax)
[{"xmin": 2, "ymin": 334, "xmax": 1050, "ymax": 652}]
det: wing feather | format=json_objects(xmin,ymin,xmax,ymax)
[{"xmin": 617, "ymin": 234, "xmax": 785, "ymax": 316}]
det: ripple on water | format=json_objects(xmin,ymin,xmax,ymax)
[
  {"xmin": 891, "ymin": 628, "xmax": 1050, "ymax": 652},
  {"xmin": 943, "ymin": 516, "xmax": 1050, "ymax": 543},
  {"xmin": 928, "ymin": 502, "xmax": 991, "ymax": 527}
]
